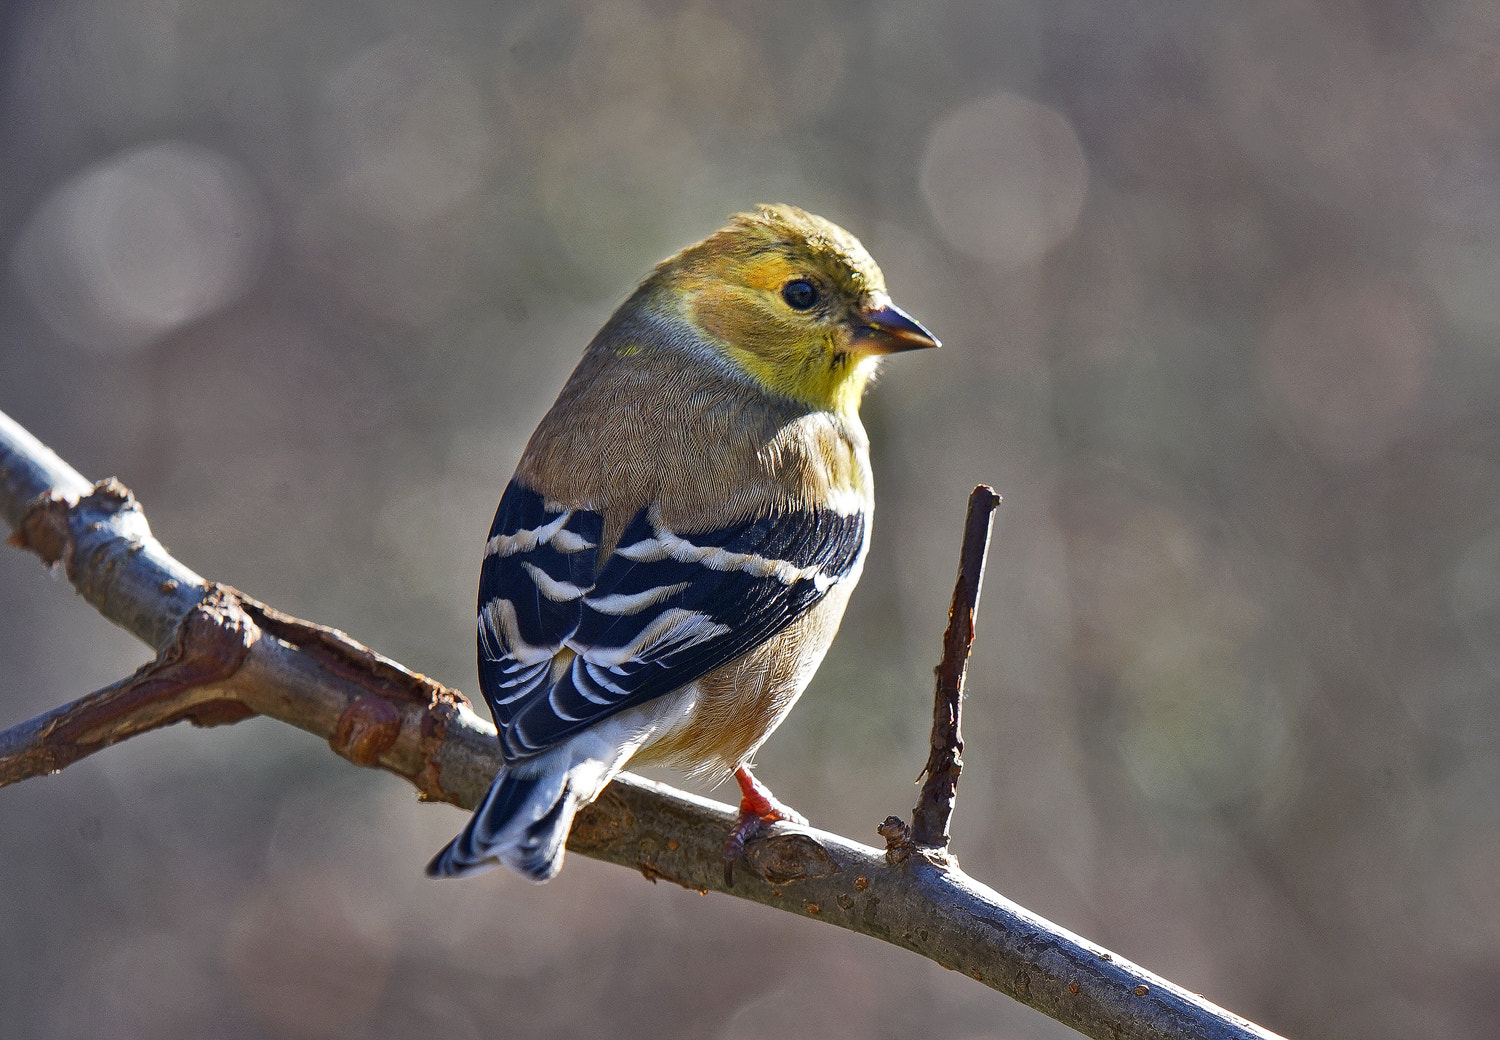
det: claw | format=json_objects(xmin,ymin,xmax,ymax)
[{"xmin": 722, "ymin": 765, "xmax": 805, "ymax": 886}]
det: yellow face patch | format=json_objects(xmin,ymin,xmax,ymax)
[{"xmin": 656, "ymin": 208, "xmax": 893, "ymax": 416}]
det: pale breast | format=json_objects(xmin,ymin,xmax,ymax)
[{"xmin": 633, "ymin": 557, "xmax": 862, "ymax": 779}]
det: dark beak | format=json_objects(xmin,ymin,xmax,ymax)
[{"xmin": 850, "ymin": 298, "xmax": 941, "ymax": 354}]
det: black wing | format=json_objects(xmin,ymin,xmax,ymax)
[{"xmin": 475, "ymin": 481, "xmax": 865, "ymax": 761}]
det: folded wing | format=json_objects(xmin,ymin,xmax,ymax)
[{"xmin": 476, "ymin": 481, "xmax": 866, "ymax": 760}]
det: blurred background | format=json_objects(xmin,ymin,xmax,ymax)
[{"xmin": 2, "ymin": 0, "xmax": 1498, "ymax": 1037}]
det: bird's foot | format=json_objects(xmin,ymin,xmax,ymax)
[{"xmin": 723, "ymin": 765, "xmax": 806, "ymax": 885}]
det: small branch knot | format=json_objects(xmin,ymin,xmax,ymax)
[
  {"xmin": 741, "ymin": 833, "xmax": 842, "ymax": 884},
  {"xmin": 331, "ymin": 695, "xmax": 404, "ymax": 766},
  {"xmin": 878, "ymin": 815, "xmax": 914, "ymax": 865}
]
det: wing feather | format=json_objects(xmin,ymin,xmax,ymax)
[{"xmin": 476, "ymin": 480, "xmax": 865, "ymax": 760}]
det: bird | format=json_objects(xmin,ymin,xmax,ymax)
[{"xmin": 427, "ymin": 204, "xmax": 938, "ymax": 882}]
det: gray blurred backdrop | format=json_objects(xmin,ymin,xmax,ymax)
[{"xmin": 3, "ymin": 1, "xmax": 1498, "ymax": 1038}]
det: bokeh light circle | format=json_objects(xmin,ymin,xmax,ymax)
[
  {"xmin": 13, "ymin": 141, "xmax": 266, "ymax": 352},
  {"xmin": 920, "ymin": 92, "xmax": 1089, "ymax": 267}
]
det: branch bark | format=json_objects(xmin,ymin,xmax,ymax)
[{"xmin": 0, "ymin": 407, "xmax": 1288, "ymax": 1040}]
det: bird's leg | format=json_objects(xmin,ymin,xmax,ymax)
[{"xmin": 723, "ymin": 765, "xmax": 807, "ymax": 884}]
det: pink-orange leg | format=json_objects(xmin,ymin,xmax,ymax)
[{"xmin": 723, "ymin": 765, "xmax": 806, "ymax": 884}]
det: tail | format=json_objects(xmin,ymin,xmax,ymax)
[{"xmin": 426, "ymin": 767, "xmax": 581, "ymax": 882}]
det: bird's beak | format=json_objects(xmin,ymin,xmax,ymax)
[{"xmin": 849, "ymin": 296, "xmax": 941, "ymax": 354}]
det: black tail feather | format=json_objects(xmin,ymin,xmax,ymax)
[{"xmin": 426, "ymin": 769, "xmax": 576, "ymax": 881}]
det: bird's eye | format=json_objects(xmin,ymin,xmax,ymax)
[{"xmin": 781, "ymin": 279, "xmax": 820, "ymax": 311}]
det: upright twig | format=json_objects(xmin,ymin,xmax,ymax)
[{"xmin": 910, "ymin": 484, "xmax": 1001, "ymax": 848}]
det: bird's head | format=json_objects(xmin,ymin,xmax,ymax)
[{"xmin": 640, "ymin": 204, "xmax": 938, "ymax": 417}]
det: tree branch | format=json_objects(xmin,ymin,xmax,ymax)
[{"xmin": 0, "ymin": 407, "xmax": 1287, "ymax": 1040}]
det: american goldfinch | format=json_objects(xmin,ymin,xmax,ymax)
[{"xmin": 428, "ymin": 204, "xmax": 937, "ymax": 882}]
